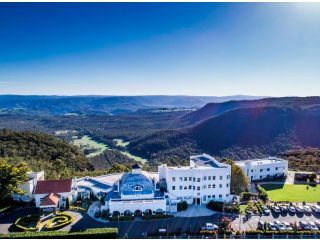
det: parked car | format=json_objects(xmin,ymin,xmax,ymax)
[
  {"xmin": 288, "ymin": 205, "xmax": 296, "ymax": 213},
  {"xmin": 311, "ymin": 205, "xmax": 320, "ymax": 213},
  {"xmin": 304, "ymin": 205, "xmax": 312, "ymax": 213},
  {"xmin": 299, "ymin": 221, "xmax": 311, "ymax": 230},
  {"xmin": 261, "ymin": 206, "xmax": 270, "ymax": 215},
  {"xmin": 283, "ymin": 222, "xmax": 293, "ymax": 231},
  {"xmin": 274, "ymin": 221, "xmax": 286, "ymax": 231},
  {"xmin": 296, "ymin": 205, "xmax": 304, "ymax": 213},
  {"xmin": 315, "ymin": 221, "xmax": 320, "ymax": 228},
  {"xmin": 272, "ymin": 206, "xmax": 281, "ymax": 213},
  {"xmin": 202, "ymin": 223, "xmax": 218, "ymax": 231},
  {"xmin": 280, "ymin": 205, "xmax": 288, "ymax": 212},
  {"xmin": 309, "ymin": 222, "xmax": 319, "ymax": 231},
  {"xmin": 158, "ymin": 228, "xmax": 167, "ymax": 234},
  {"xmin": 268, "ymin": 222, "xmax": 278, "ymax": 231}
]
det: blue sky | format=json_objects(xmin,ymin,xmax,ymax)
[{"xmin": 0, "ymin": 2, "xmax": 320, "ymax": 96}]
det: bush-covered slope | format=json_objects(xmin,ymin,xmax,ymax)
[
  {"xmin": 0, "ymin": 129, "xmax": 93, "ymax": 179},
  {"xmin": 128, "ymin": 105, "xmax": 320, "ymax": 165}
]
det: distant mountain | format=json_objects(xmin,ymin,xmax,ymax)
[
  {"xmin": 173, "ymin": 96, "xmax": 320, "ymax": 128},
  {"xmin": 0, "ymin": 95, "xmax": 265, "ymax": 115},
  {"xmin": 128, "ymin": 97, "xmax": 320, "ymax": 165}
]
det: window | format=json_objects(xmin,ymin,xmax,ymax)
[
  {"xmin": 184, "ymin": 186, "xmax": 187, "ymax": 190},
  {"xmin": 189, "ymin": 185, "xmax": 192, "ymax": 190},
  {"xmin": 260, "ymin": 176, "xmax": 262, "ymax": 179},
  {"xmin": 226, "ymin": 184, "xmax": 229, "ymax": 188},
  {"xmin": 260, "ymin": 169, "xmax": 263, "ymax": 172},
  {"xmin": 184, "ymin": 177, "xmax": 187, "ymax": 181},
  {"xmin": 197, "ymin": 178, "xmax": 201, "ymax": 182},
  {"xmin": 193, "ymin": 186, "xmax": 195, "ymax": 190},
  {"xmin": 203, "ymin": 196, "xmax": 206, "ymax": 201},
  {"xmin": 220, "ymin": 176, "xmax": 223, "ymax": 180},
  {"xmin": 197, "ymin": 186, "xmax": 200, "ymax": 191},
  {"xmin": 219, "ymin": 194, "xmax": 222, "ymax": 198},
  {"xmin": 132, "ymin": 186, "xmax": 143, "ymax": 191},
  {"xmin": 208, "ymin": 184, "xmax": 211, "ymax": 189},
  {"xmin": 193, "ymin": 177, "xmax": 196, "ymax": 182},
  {"xmin": 227, "ymin": 175, "xmax": 230, "ymax": 180},
  {"xmin": 172, "ymin": 186, "xmax": 175, "ymax": 190},
  {"xmin": 180, "ymin": 177, "xmax": 183, "ymax": 181},
  {"xmin": 212, "ymin": 184, "xmax": 216, "ymax": 188},
  {"xmin": 219, "ymin": 184, "xmax": 222, "ymax": 188},
  {"xmin": 275, "ymin": 167, "xmax": 278, "ymax": 170},
  {"xmin": 267, "ymin": 168, "xmax": 270, "ymax": 171},
  {"xmin": 212, "ymin": 195, "xmax": 215, "ymax": 199},
  {"xmin": 204, "ymin": 176, "xmax": 207, "ymax": 181},
  {"xmin": 208, "ymin": 176, "xmax": 211, "ymax": 180},
  {"xmin": 203, "ymin": 185, "xmax": 206, "ymax": 189},
  {"xmin": 226, "ymin": 194, "xmax": 229, "ymax": 197},
  {"xmin": 212, "ymin": 176, "xmax": 216, "ymax": 180},
  {"xmin": 189, "ymin": 177, "xmax": 192, "ymax": 181},
  {"xmin": 251, "ymin": 169, "xmax": 253, "ymax": 173},
  {"xmin": 172, "ymin": 177, "xmax": 176, "ymax": 182},
  {"xmin": 180, "ymin": 186, "xmax": 183, "ymax": 190}
]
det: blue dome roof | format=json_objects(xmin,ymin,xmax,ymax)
[{"xmin": 120, "ymin": 172, "xmax": 154, "ymax": 196}]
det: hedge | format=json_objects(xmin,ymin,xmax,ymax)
[
  {"xmin": 244, "ymin": 230, "xmax": 320, "ymax": 235},
  {"xmin": 177, "ymin": 201, "xmax": 188, "ymax": 211},
  {"xmin": 0, "ymin": 228, "xmax": 118, "ymax": 239},
  {"xmin": 14, "ymin": 215, "xmax": 41, "ymax": 232},
  {"xmin": 45, "ymin": 212, "xmax": 74, "ymax": 230}
]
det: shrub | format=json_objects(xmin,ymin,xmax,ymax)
[
  {"xmin": 14, "ymin": 215, "xmax": 41, "ymax": 232},
  {"xmin": 0, "ymin": 228, "xmax": 118, "ymax": 239},
  {"xmin": 177, "ymin": 201, "xmax": 188, "ymax": 211},
  {"xmin": 256, "ymin": 185, "xmax": 268, "ymax": 201},
  {"xmin": 45, "ymin": 212, "xmax": 74, "ymax": 231},
  {"xmin": 207, "ymin": 201, "xmax": 224, "ymax": 211},
  {"xmin": 240, "ymin": 192, "xmax": 257, "ymax": 201}
]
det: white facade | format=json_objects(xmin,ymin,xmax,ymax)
[
  {"xmin": 102, "ymin": 165, "xmax": 167, "ymax": 216},
  {"xmin": 12, "ymin": 171, "xmax": 44, "ymax": 202},
  {"xmin": 159, "ymin": 154, "xmax": 232, "ymax": 205},
  {"xmin": 235, "ymin": 157, "xmax": 288, "ymax": 182}
]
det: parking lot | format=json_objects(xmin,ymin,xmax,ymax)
[{"xmin": 231, "ymin": 210, "xmax": 320, "ymax": 231}]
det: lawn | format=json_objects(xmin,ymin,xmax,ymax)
[
  {"xmin": 72, "ymin": 135, "xmax": 108, "ymax": 157},
  {"xmin": 261, "ymin": 183, "xmax": 320, "ymax": 202}
]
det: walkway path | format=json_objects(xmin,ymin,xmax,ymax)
[{"xmin": 173, "ymin": 205, "xmax": 216, "ymax": 217}]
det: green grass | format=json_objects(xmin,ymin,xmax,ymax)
[
  {"xmin": 113, "ymin": 138, "xmax": 129, "ymax": 147},
  {"xmin": 261, "ymin": 183, "xmax": 320, "ymax": 202},
  {"xmin": 239, "ymin": 204, "xmax": 248, "ymax": 214},
  {"xmin": 73, "ymin": 135, "xmax": 108, "ymax": 157}
]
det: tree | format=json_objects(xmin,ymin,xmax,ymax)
[
  {"xmin": 0, "ymin": 159, "xmax": 30, "ymax": 202},
  {"xmin": 225, "ymin": 159, "xmax": 250, "ymax": 195}
]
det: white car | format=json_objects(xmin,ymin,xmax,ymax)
[
  {"xmin": 272, "ymin": 206, "xmax": 281, "ymax": 213},
  {"xmin": 268, "ymin": 222, "xmax": 277, "ymax": 231},
  {"xmin": 274, "ymin": 221, "xmax": 286, "ymax": 231},
  {"xmin": 202, "ymin": 223, "xmax": 218, "ymax": 231},
  {"xmin": 311, "ymin": 205, "xmax": 320, "ymax": 213},
  {"xmin": 296, "ymin": 205, "xmax": 304, "ymax": 213},
  {"xmin": 283, "ymin": 222, "xmax": 293, "ymax": 231},
  {"xmin": 315, "ymin": 221, "xmax": 320, "ymax": 228},
  {"xmin": 309, "ymin": 222, "xmax": 319, "ymax": 231},
  {"xmin": 288, "ymin": 206, "xmax": 296, "ymax": 213},
  {"xmin": 261, "ymin": 206, "xmax": 271, "ymax": 215},
  {"xmin": 304, "ymin": 205, "xmax": 312, "ymax": 213}
]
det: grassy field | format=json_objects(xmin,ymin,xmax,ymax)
[
  {"xmin": 114, "ymin": 138, "xmax": 130, "ymax": 147},
  {"xmin": 73, "ymin": 135, "xmax": 108, "ymax": 157},
  {"xmin": 261, "ymin": 183, "xmax": 320, "ymax": 203}
]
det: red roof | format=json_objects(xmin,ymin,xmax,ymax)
[
  {"xmin": 40, "ymin": 193, "xmax": 60, "ymax": 207},
  {"xmin": 34, "ymin": 179, "xmax": 73, "ymax": 194}
]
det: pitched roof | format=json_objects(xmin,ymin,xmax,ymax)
[
  {"xmin": 34, "ymin": 179, "xmax": 73, "ymax": 194},
  {"xmin": 40, "ymin": 193, "xmax": 60, "ymax": 207}
]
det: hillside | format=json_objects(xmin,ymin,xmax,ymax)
[
  {"xmin": 0, "ymin": 129, "xmax": 93, "ymax": 179},
  {"xmin": 174, "ymin": 96, "xmax": 320, "ymax": 128},
  {"xmin": 128, "ymin": 102, "xmax": 320, "ymax": 166},
  {"xmin": 0, "ymin": 95, "xmax": 263, "ymax": 116}
]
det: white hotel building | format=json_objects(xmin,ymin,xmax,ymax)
[
  {"xmin": 235, "ymin": 157, "xmax": 288, "ymax": 182},
  {"xmin": 159, "ymin": 154, "xmax": 232, "ymax": 205}
]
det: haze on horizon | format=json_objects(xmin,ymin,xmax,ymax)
[{"xmin": 0, "ymin": 2, "xmax": 320, "ymax": 97}]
